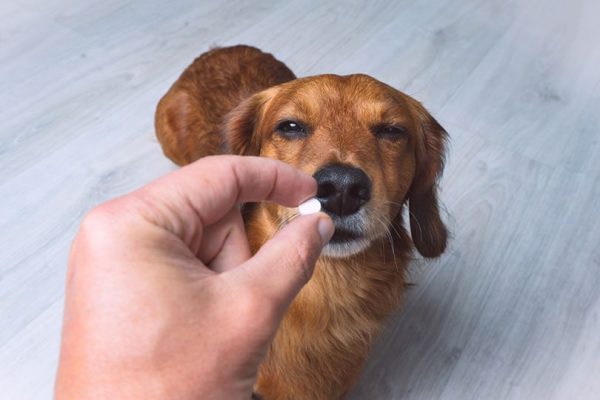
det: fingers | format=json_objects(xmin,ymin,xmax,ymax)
[
  {"xmin": 228, "ymin": 212, "xmax": 334, "ymax": 316},
  {"xmin": 139, "ymin": 156, "xmax": 317, "ymax": 230},
  {"xmin": 198, "ymin": 208, "xmax": 252, "ymax": 273}
]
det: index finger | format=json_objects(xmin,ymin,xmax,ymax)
[{"xmin": 140, "ymin": 155, "xmax": 316, "ymax": 227}]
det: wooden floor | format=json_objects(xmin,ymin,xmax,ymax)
[{"xmin": 1, "ymin": 0, "xmax": 599, "ymax": 398}]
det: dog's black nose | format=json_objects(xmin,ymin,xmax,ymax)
[{"xmin": 314, "ymin": 164, "xmax": 372, "ymax": 217}]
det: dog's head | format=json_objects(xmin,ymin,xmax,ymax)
[{"xmin": 225, "ymin": 74, "xmax": 447, "ymax": 258}]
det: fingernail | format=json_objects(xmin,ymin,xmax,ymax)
[{"xmin": 317, "ymin": 215, "xmax": 335, "ymax": 245}]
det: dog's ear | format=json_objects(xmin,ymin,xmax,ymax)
[
  {"xmin": 406, "ymin": 100, "xmax": 448, "ymax": 258},
  {"xmin": 156, "ymin": 89, "xmax": 220, "ymax": 165},
  {"xmin": 223, "ymin": 88, "xmax": 277, "ymax": 156}
]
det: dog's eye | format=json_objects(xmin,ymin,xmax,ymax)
[
  {"xmin": 275, "ymin": 120, "xmax": 308, "ymax": 139},
  {"xmin": 373, "ymin": 124, "xmax": 408, "ymax": 140}
]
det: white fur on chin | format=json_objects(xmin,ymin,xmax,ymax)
[{"xmin": 321, "ymin": 238, "xmax": 372, "ymax": 258}]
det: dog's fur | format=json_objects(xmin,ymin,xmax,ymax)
[{"xmin": 156, "ymin": 45, "xmax": 448, "ymax": 399}]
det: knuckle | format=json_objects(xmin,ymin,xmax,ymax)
[
  {"xmin": 80, "ymin": 198, "xmax": 136, "ymax": 230},
  {"xmin": 77, "ymin": 200, "xmax": 133, "ymax": 245},
  {"xmin": 79, "ymin": 205, "xmax": 113, "ymax": 234}
]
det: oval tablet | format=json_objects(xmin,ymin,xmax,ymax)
[{"xmin": 298, "ymin": 198, "xmax": 321, "ymax": 215}]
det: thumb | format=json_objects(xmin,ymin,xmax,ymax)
[{"xmin": 232, "ymin": 212, "xmax": 334, "ymax": 315}]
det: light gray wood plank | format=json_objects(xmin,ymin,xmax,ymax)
[
  {"xmin": 0, "ymin": 301, "xmax": 63, "ymax": 400},
  {"xmin": 439, "ymin": 0, "xmax": 600, "ymax": 176}
]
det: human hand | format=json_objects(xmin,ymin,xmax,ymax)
[{"xmin": 55, "ymin": 155, "xmax": 334, "ymax": 399}]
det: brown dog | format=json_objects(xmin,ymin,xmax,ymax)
[{"xmin": 155, "ymin": 45, "xmax": 448, "ymax": 399}]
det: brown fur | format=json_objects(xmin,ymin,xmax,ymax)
[
  {"xmin": 156, "ymin": 45, "xmax": 296, "ymax": 164},
  {"xmin": 155, "ymin": 45, "xmax": 448, "ymax": 399}
]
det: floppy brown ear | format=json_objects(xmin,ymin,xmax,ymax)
[
  {"xmin": 407, "ymin": 101, "xmax": 448, "ymax": 258},
  {"xmin": 222, "ymin": 89, "xmax": 277, "ymax": 156},
  {"xmin": 156, "ymin": 88, "xmax": 223, "ymax": 165}
]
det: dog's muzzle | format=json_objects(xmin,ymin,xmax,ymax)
[{"xmin": 313, "ymin": 164, "xmax": 373, "ymax": 256}]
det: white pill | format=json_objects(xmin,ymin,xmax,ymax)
[{"xmin": 298, "ymin": 198, "xmax": 321, "ymax": 215}]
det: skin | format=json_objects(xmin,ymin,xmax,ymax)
[{"xmin": 54, "ymin": 155, "xmax": 334, "ymax": 400}]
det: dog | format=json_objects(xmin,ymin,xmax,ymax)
[{"xmin": 155, "ymin": 45, "xmax": 448, "ymax": 399}]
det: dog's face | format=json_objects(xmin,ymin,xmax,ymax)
[{"xmin": 226, "ymin": 74, "xmax": 447, "ymax": 258}]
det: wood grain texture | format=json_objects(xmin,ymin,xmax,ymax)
[{"xmin": 1, "ymin": 0, "xmax": 598, "ymax": 399}]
